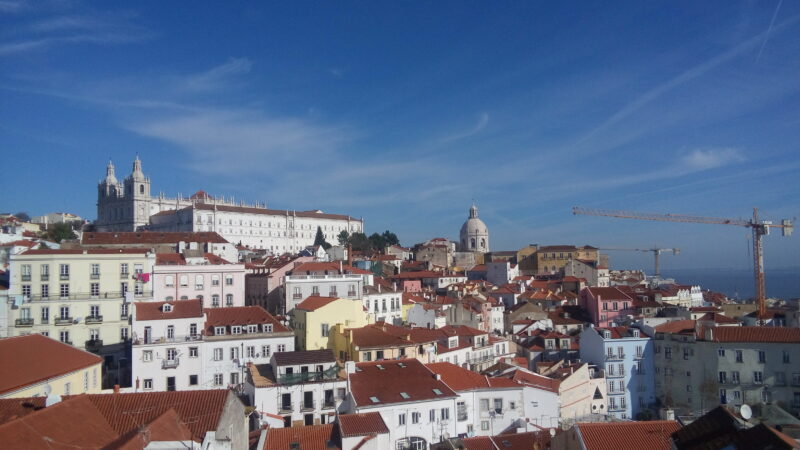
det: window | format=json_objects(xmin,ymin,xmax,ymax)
[
  {"xmin": 262, "ymin": 345, "xmax": 271, "ymax": 357},
  {"xmin": 776, "ymin": 372, "xmax": 786, "ymax": 386},
  {"xmin": 121, "ymin": 327, "xmax": 129, "ymax": 340},
  {"xmin": 189, "ymin": 375, "xmax": 198, "ymax": 386},
  {"xmin": 179, "ymin": 275, "xmax": 188, "ymax": 287},
  {"xmin": 165, "ymin": 275, "xmax": 174, "ymax": 287},
  {"xmin": 91, "ymin": 264, "xmax": 100, "ymax": 278},
  {"xmin": 430, "ymin": 409, "xmax": 436, "ymax": 422},
  {"xmin": 41, "ymin": 284, "xmax": 49, "ymax": 298},
  {"xmin": 225, "ymin": 275, "xmax": 233, "ymax": 286},
  {"xmin": 481, "ymin": 420, "xmax": 490, "ymax": 431},
  {"xmin": 665, "ymin": 347, "xmax": 672, "ymax": 360},
  {"xmin": 90, "ymin": 283, "xmax": 100, "ymax": 297},
  {"xmin": 753, "ymin": 371, "xmax": 763, "ymax": 384},
  {"xmin": 441, "ymin": 407, "xmax": 450, "ymax": 420},
  {"xmin": 731, "ymin": 371, "xmax": 740, "ymax": 383},
  {"xmin": 783, "ymin": 350, "xmax": 790, "ymax": 364},
  {"xmin": 363, "ymin": 351, "xmax": 372, "ymax": 361},
  {"xmin": 121, "ymin": 303, "xmax": 129, "ymax": 318},
  {"xmin": 278, "ymin": 344, "xmax": 286, "ymax": 352},
  {"xmin": 121, "ymin": 282, "xmax": 128, "ymax": 295},
  {"xmin": 189, "ymin": 347, "xmax": 198, "ymax": 357},
  {"xmin": 232, "ymin": 325, "xmax": 242, "ymax": 335},
  {"xmin": 226, "ymin": 294, "xmax": 233, "ymax": 306},
  {"xmin": 134, "ymin": 282, "xmax": 143, "ymax": 295},
  {"xmin": 247, "ymin": 346, "xmax": 255, "ymax": 357},
  {"xmin": 212, "ymin": 294, "xmax": 220, "ymax": 307},
  {"xmin": 166, "ymin": 325, "xmax": 174, "ymax": 339},
  {"xmin": 59, "ymin": 306, "xmax": 70, "ymax": 320},
  {"xmin": 213, "ymin": 348, "xmax": 223, "ymax": 361},
  {"xmin": 493, "ymin": 398, "xmax": 503, "ymax": 414},
  {"xmin": 41, "ymin": 307, "xmax": 49, "ymax": 323},
  {"xmin": 60, "ymin": 284, "xmax": 69, "ymax": 298},
  {"xmin": 321, "ymin": 323, "xmax": 330, "ymax": 337},
  {"xmin": 195, "ymin": 275, "xmax": 203, "ymax": 290},
  {"xmin": 412, "ymin": 412, "xmax": 420, "ymax": 424},
  {"xmin": 59, "ymin": 264, "xmax": 69, "ymax": 279},
  {"xmin": 212, "ymin": 275, "xmax": 220, "ymax": 286},
  {"xmin": 758, "ymin": 350, "xmax": 766, "ymax": 363},
  {"xmin": 398, "ymin": 413, "xmax": 406, "ymax": 426},
  {"xmin": 190, "ymin": 323, "xmax": 197, "ymax": 336},
  {"xmin": 120, "ymin": 264, "xmax": 129, "ymax": 276},
  {"xmin": 22, "ymin": 285, "xmax": 31, "ymax": 298},
  {"xmin": 230, "ymin": 347, "xmax": 239, "ymax": 360},
  {"xmin": 719, "ymin": 371, "xmax": 727, "ymax": 383},
  {"xmin": 735, "ymin": 350, "xmax": 743, "ymax": 363},
  {"xmin": 214, "ymin": 374, "xmax": 223, "ymax": 386},
  {"xmin": 63, "ymin": 382, "xmax": 71, "ymax": 395},
  {"xmin": 143, "ymin": 350, "xmax": 153, "ymax": 362},
  {"xmin": 214, "ymin": 326, "xmax": 225, "ymax": 335},
  {"xmin": 718, "ymin": 348, "xmax": 725, "ymax": 357}
]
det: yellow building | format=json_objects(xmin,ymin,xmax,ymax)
[
  {"xmin": 535, "ymin": 245, "xmax": 599, "ymax": 275},
  {"xmin": 330, "ymin": 322, "xmax": 439, "ymax": 363},
  {"xmin": 7, "ymin": 248, "xmax": 156, "ymax": 387},
  {"xmin": 0, "ymin": 334, "xmax": 103, "ymax": 398},
  {"xmin": 289, "ymin": 296, "xmax": 372, "ymax": 351}
]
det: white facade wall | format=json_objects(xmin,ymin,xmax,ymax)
[
  {"xmin": 349, "ymin": 398, "xmax": 458, "ymax": 449},
  {"xmin": 132, "ymin": 314, "xmax": 202, "ymax": 392},
  {"xmin": 453, "ymin": 388, "xmax": 525, "ymax": 437},
  {"xmin": 362, "ymin": 290, "xmax": 403, "ymax": 324},
  {"xmin": 203, "ymin": 335, "xmax": 294, "ymax": 389},
  {"xmin": 284, "ymin": 274, "xmax": 363, "ymax": 313},
  {"xmin": 486, "ymin": 262, "xmax": 519, "ymax": 287},
  {"xmin": 521, "ymin": 386, "xmax": 560, "ymax": 428},
  {"xmin": 153, "ymin": 262, "xmax": 245, "ymax": 307},
  {"xmin": 248, "ymin": 378, "xmax": 347, "ymax": 427}
]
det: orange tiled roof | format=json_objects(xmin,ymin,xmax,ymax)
[
  {"xmin": 205, "ymin": 306, "xmax": 289, "ymax": 333},
  {"xmin": 350, "ymin": 359, "xmax": 457, "ymax": 406},
  {"xmin": 0, "ymin": 335, "xmax": 102, "ymax": 396},
  {"xmin": 134, "ymin": 299, "xmax": 203, "ymax": 321},
  {"xmin": 156, "ymin": 252, "xmax": 231, "ymax": 265},
  {"xmin": 337, "ymin": 412, "xmax": 389, "ymax": 437},
  {"xmin": 295, "ymin": 296, "xmax": 340, "ymax": 312},
  {"xmin": 576, "ymin": 420, "xmax": 681, "ymax": 450},
  {"xmin": 708, "ymin": 327, "xmax": 800, "ymax": 343}
]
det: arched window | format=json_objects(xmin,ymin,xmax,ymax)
[
  {"xmin": 165, "ymin": 275, "xmax": 174, "ymax": 287},
  {"xmin": 195, "ymin": 275, "xmax": 204, "ymax": 289},
  {"xmin": 165, "ymin": 296, "xmax": 174, "ymax": 301},
  {"xmin": 212, "ymin": 294, "xmax": 220, "ymax": 307},
  {"xmin": 480, "ymin": 238, "xmax": 486, "ymax": 248},
  {"xmin": 139, "ymin": 184, "xmax": 144, "ymax": 194},
  {"xmin": 179, "ymin": 275, "xmax": 188, "ymax": 287},
  {"xmin": 470, "ymin": 238, "xmax": 476, "ymax": 248},
  {"xmin": 180, "ymin": 295, "xmax": 188, "ymax": 300}
]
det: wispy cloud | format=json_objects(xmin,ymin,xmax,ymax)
[
  {"xmin": 0, "ymin": 8, "xmax": 152, "ymax": 56},
  {"xmin": 183, "ymin": 57, "xmax": 252, "ymax": 92},
  {"xmin": 756, "ymin": 0, "xmax": 784, "ymax": 62},
  {"xmin": 680, "ymin": 147, "xmax": 746, "ymax": 170},
  {"xmin": 440, "ymin": 112, "xmax": 489, "ymax": 143}
]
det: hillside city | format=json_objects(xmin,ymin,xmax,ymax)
[{"xmin": 0, "ymin": 157, "xmax": 798, "ymax": 449}]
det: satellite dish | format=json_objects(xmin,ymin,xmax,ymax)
[
  {"xmin": 45, "ymin": 393, "xmax": 62, "ymax": 407},
  {"xmin": 43, "ymin": 384, "xmax": 52, "ymax": 396},
  {"xmin": 443, "ymin": 432, "xmax": 450, "ymax": 439},
  {"xmin": 740, "ymin": 404, "xmax": 752, "ymax": 420},
  {"xmin": 549, "ymin": 428, "xmax": 556, "ymax": 437}
]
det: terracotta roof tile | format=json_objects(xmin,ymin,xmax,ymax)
[
  {"xmin": 708, "ymin": 327, "xmax": 800, "ymax": 343},
  {"xmin": 337, "ymin": 412, "xmax": 389, "ymax": 437},
  {"xmin": 295, "ymin": 296, "xmax": 340, "ymax": 311},
  {"xmin": 0, "ymin": 335, "xmax": 102, "ymax": 396},
  {"xmin": 350, "ymin": 359, "xmax": 457, "ymax": 406},
  {"xmin": 134, "ymin": 299, "xmax": 203, "ymax": 321},
  {"xmin": 205, "ymin": 306, "xmax": 289, "ymax": 333},
  {"xmin": 82, "ymin": 231, "xmax": 229, "ymax": 245},
  {"xmin": 263, "ymin": 423, "xmax": 339, "ymax": 450},
  {"xmin": 585, "ymin": 287, "xmax": 633, "ymax": 300},
  {"xmin": 655, "ymin": 320, "xmax": 697, "ymax": 334},
  {"xmin": 577, "ymin": 421, "xmax": 680, "ymax": 450},
  {"xmin": 510, "ymin": 369, "xmax": 561, "ymax": 393},
  {"xmin": 273, "ymin": 349, "xmax": 336, "ymax": 366},
  {"xmin": 155, "ymin": 252, "xmax": 231, "ymax": 265}
]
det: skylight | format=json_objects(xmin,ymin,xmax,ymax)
[
  {"xmin": 397, "ymin": 362, "xmax": 406, "ymax": 368},
  {"xmin": 432, "ymin": 389, "xmax": 443, "ymax": 395},
  {"xmin": 370, "ymin": 396, "xmax": 380, "ymax": 403},
  {"xmin": 376, "ymin": 364, "xmax": 385, "ymax": 370},
  {"xmin": 400, "ymin": 392, "xmax": 410, "ymax": 399}
]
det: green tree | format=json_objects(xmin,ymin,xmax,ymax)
[
  {"xmin": 45, "ymin": 223, "xmax": 77, "ymax": 243},
  {"xmin": 313, "ymin": 226, "xmax": 332, "ymax": 250},
  {"xmin": 368, "ymin": 233, "xmax": 385, "ymax": 252},
  {"xmin": 337, "ymin": 230, "xmax": 350, "ymax": 246},
  {"xmin": 347, "ymin": 232, "xmax": 370, "ymax": 252},
  {"xmin": 381, "ymin": 230, "xmax": 399, "ymax": 247}
]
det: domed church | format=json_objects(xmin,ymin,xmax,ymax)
[{"xmin": 459, "ymin": 203, "xmax": 489, "ymax": 252}]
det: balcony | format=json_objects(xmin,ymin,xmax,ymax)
[
  {"xmin": 301, "ymin": 401, "xmax": 315, "ymax": 412},
  {"xmin": 606, "ymin": 370, "xmax": 625, "ymax": 378},
  {"xmin": 90, "ymin": 273, "xmax": 100, "ymax": 280},
  {"xmin": 605, "ymin": 353, "xmax": 625, "ymax": 361},
  {"xmin": 347, "ymin": 290, "xmax": 357, "ymax": 297},
  {"xmin": 40, "ymin": 318, "xmax": 49, "ymax": 324},
  {"xmin": 55, "ymin": 317, "xmax": 73, "ymax": 325},
  {"xmin": 634, "ymin": 353, "xmax": 644, "ymax": 360},
  {"xmin": 278, "ymin": 366, "xmax": 340, "ymax": 385},
  {"xmin": 60, "ymin": 274, "xmax": 70, "ymax": 281},
  {"xmin": 132, "ymin": 334, "xmax": 203, "ymax": 345},
  {"xmin": 278, "ymin": 403, "xmax": 294, "ymax": 414},
  {"xmin": 85, "ymin": 315, "xmax": 103, "ymax": 324},
  {"xmin": 608, "ymin": 404, "xmax": 627, "ymax": 412},
  {"xmin": 322, "ymin": 400, "xmax": 336, "ymax": 410},
  {"xmin": 457, "ymin": 406, "xmax": 468, "ymax": 421},
  {"xmin": 40, "ymin": 274, "xmax": 49, "ymax": 281},
  {"xmin": 21, "ymin": 274, "xmax": 31, "ymax": 281},
  {"xmin": 120, "ymin": 272, "xmax": 129, "ymax": 279},
  {"xmin": 292, "ymin": 293, "xmax": 302, "ymax": 300},
  {"xmin": 161, "ymin": 358, "xmax": 180, "ymax": 369},
  {"xmin": 195, "ymin": 285, "xmax": 204, "ymax": 290},
  {"xmin": 85, "ymin": 339, "xmax": 103, "ymax": 352},
  {"xmin": 120, "ymin": 313, "xmax": 130, "ymax": 321},
  {"xmin": 15, "ymin": 318, "xmax": 34, "ymax": 327}
]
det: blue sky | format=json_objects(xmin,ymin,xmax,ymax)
[{"xmin": 2, "ymin": 1, "xmax": 799, "ymax": 272}]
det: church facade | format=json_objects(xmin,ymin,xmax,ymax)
[{"xmin": 96, "ymin": 157, "xmax": 363, "ymax": 253}]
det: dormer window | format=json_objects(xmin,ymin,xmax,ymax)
[
  {"xmin": 162, "ymin": 304, "xmax": 172, "ymax": 313},
  {"xmin": 214, "ymin": 326, "xmax": 226, "ymax": 335},
  {"xmin": 247, "ymin": 324, "xmax": 258, "ymax": 333},
  {"xmin": 632, "ymin": 330, "xmax": 640, "ymax": 338},
  {"xmin": 232, "ymin": 325, "xmax": 242, "ymax": 334},
  {"xmin": 263, "ymin": 324, "xmax": 273, "ymax": 333},
  {"xmin": 604, "ymin": 331, "xmax": 611, "ymax": 339}
]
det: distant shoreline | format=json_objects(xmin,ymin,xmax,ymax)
[{"xmin": 661, "ymin": 267, "xmax": 800, "ymax": 300}]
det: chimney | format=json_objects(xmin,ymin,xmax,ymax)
[
  {"xmin": 378, "ymin": 284, "xmax": 381, "ymax": 293},
  {"xmin": 113, "ymin": 384, "xmax": 120, "ymax": 394},
  {"xmin": 434, "ymin": 373, "xmax": 441, "ymax": 380}
]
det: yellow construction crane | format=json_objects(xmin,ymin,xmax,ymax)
[
  {"xmin": 597, "ymin": 246, "xmax": 680, "ymax": 278},
  {"xmin": 573, "ymin": 207, "xmax": 793, "ymax": 320}
]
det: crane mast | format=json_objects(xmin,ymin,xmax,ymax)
[
  {"xmin": 598, "ymin": 246, "xmax": 680, "ymax": 278},
  {"xmin": 573, "ymin": 206, "xmax": 793, "ymax": 321}
]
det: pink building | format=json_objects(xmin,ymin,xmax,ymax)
[
  {"xmin": 580, "ymin": 287, "xmax": 634, "ymax": 327},
  {"xmin": 153, "ymin": 252, "xmax": 245, "ymax": 308}
]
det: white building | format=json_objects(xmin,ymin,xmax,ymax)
[
  {"xmin": 427, "ymin": 362, "xmax": 527, "ymax": 437},
  {"xmin": 245, "ymin": 349, "xmax": 348, "ymax": 428},
  {"xmin": 96, "ymin": 157, "xmax": 364, "ymax": 252},
  {"xmin": 131, "ymin": 300, "xmax": 294, "ymax": 392},
  {"xmin": 283, "ymin": 262, "xmax": 369, "ymax": 314},
  {"xmin": 153, "ymin": 250, "xmax": 245, "ymax": 307},
  {"xmin": 486, "ymin": 261, "xmax": 519, "ymax": 286},
  {"xmin": 345, "ymin": 358, "xmax": 459, "ymax": 449},
  {"xmin": 362, "ymin": 285, "xmax": 403, "ymax": 324}
]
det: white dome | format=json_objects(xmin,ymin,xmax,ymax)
[{"xmin": 459, "ymin": 204, "xmax": 489, "ymax": 252}]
